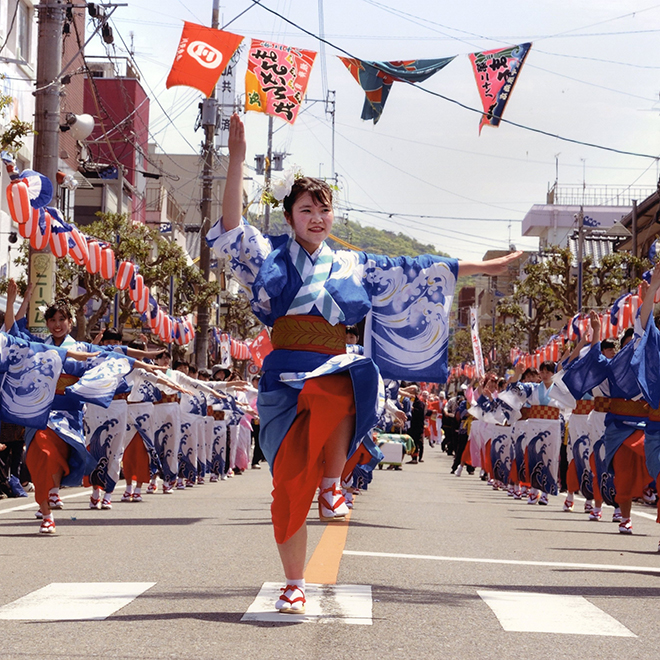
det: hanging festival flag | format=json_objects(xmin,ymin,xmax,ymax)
[
  {"xmin": 469, "ymin": 307, "xmax": 485, "ymax": 379},
  {"xmin": 245, "ymin": 39, "xmax": 317, "ymax": 124},
  {"xmin": 468, "ymin": 43, "xmax": 532, "ymax": 133},
  {"xmin": 339, "ymin": 57, "xmax": 455, "ymax": 124},
  {"xmin": 219, "ymin": 332, "xmax": 232, "ymax": 368},
  {"xmin": 166, "ymin": 22, "xmax": 243, "ymax": 97},
  {"xmin": 249, "ymin": 327, "xmax": 273, "ymax": 369}
]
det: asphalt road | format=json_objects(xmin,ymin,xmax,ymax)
[{"xmin": 1, "ymin": 444, "xmax": 660, "ymax": 660}]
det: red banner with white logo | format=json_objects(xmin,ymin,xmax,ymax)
[
  {"xmin": 249, "ymin": 328, "xmax": 273, "ymax": 369},
  {"xmin": 166, "ymin": 22, "xmax": 244, "ymax": 97}
]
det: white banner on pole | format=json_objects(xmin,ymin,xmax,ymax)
[{"xmin": 470, "ymin": 307, "xmax": 485, "ymax": 379}]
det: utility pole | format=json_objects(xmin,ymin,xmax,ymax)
[
  {"xmin": 195, "ymin": 0, "xmax": 220, "ymax": 369},
  {"xmin": 576, "ymin": 206, "xmax": 584, "ymax": 314},
  {"xmin": 30, "ymin": 0, "xmax": 65, "ymax": 334},
  {"xmin": 263, "ymin": 115, "xmax": 273, "ymax": 233}
]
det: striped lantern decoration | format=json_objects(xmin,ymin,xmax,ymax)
[
  {"xmin": 49, "ymin": 227, "xmax": 70, "ymax": 259},
  {"xmin": 184, "ymin": 314, "xmax": 195, "ymax": 339},
  {"xmin": 159, "ymin": 314, "xmax": 173, "ymax": 343},
  {"xmin": 619, "ymin": 298, "xmax": 633, "ymax": 329},
  {"xmin": 100, "ymin": 247, "xmax": 115, "ymax": 279},
  {"xmin": 29, "ymin": 208, "xmax": 51, "ymax": 251},
  {"xmin": 19, "ymin": 206, "xmax": 40, "ymax": 239},
  {"xmin": 147, "ymin": 297, "xmax": 160, "ymax": 330},
  {"xmin": 230, "ymin": 338, "xmax": 251, "ymax": 361},
  {"xmin": 129, "ymin": 273, "xmax": 144, "ymax": 303},
  {"xmin": 86, "ymin": 241, "xmax": 102, "ymax": 274},
  {"xmin": 115, "ymin": 261, "xmax": 135, "ymax": 290},
  {"xmin": 135, "ymin": 285, "xmax": 149, "ymax": 314},
  {"xmin": 630, "ymin": 294, "xmax": 641, "ymax": 319},
  {"xmin": 152, "ymin": 308, "xmax": 165, "ymax": 335},
  {"xmin": 68, "ymin": 227, "xmax": 89, "ymax": 266},
  {"xmin": 6, "ymin": 179, "xmax": 30, "ymax": 224}
]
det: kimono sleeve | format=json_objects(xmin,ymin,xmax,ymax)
[
  {"xmin": 631, "ymin": 312, "xmax": 660, "ymax": 408},
  {"xmin": 206, "ymin": 217, "xmax": 272, "ymax": 298},
  {"xmin": 0, "ymin": 334, "xmax": 68, "ymax": 428},
  {"xmin": 65, "ymin": 349, "xmax": 135, "ymax": 408},
  {"xmin": 561, "ymin": 344, "xmax": 608, "ymax": 400},
  {"xmin": 361, "ymin": 253, "xmax": 459, "ymax": 382}
]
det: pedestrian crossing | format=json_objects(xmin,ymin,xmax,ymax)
[
  {"xmin": 0, "ymin": 581, "xmax": 642, "ymax": 636},
  {"xmin": 0, "ymin": 583, "xmax": 155, "ymax": 621}
]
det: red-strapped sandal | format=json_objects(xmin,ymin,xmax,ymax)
[
  {"xmin": 318, "ymin": 483, "xmax": 348, "ymax": 522},
  {"xmin": 48, "ymin": 493, "xmax": 63, "ymax": 509},
  {"xmin": 39, "ymin": 518, "xmax": 56, "ymax": 534},
  {"xmin": 276, "ymin": 584, "xmax": 306, "ymax": 614}
]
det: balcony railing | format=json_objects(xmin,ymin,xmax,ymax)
[{"xmin": 547, "ymin": 183, "xmax": 656, "ymax": 207}]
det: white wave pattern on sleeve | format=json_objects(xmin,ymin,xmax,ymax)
[
  {"xmin": 208, "ymin": 220, "xmax": 272, "ymax": 304},
  {"xmin": 366, "ymin": 258, "xmax": 456, "ymax": 373}
]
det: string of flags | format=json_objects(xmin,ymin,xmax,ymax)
[
  {"xmin": 452, "ymin": 285, "xmax": 647, "ymax": 377},
  {"xmin": 2, "ymin": 154, "xmax": 196, "ymax": 346},
  {"xmin": 165, "ymin": 21, "xmax": 532, "ymax": 129}
]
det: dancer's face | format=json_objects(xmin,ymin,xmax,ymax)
[
  {"xmin": 285, "ymin": 192, "xmax": 334, "ymax": 254},
  {"xmin": 46, "ymin": 311, "xmax": 72, "ymax": 342}
]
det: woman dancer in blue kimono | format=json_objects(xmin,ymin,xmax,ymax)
[{"xmin": 210, "ymin": 113, "xmax": 521, "ymax": 613}]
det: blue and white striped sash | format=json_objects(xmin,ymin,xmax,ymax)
[{"xmin": 287, "ymin": 239, "xmax": 345, "ymax": 325}]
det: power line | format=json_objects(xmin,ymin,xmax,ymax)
[{"xmin": 343, "ymin": 206, "xmax": 522, "ymax": 222}]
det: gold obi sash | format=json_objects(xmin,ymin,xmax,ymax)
[
  {"xmin": 56, "ymin": 373, "xmax": 79, "ymax": 396},
  {"xmin": 527, "ymin": 405, "xmax": 560, "ymax": 421},
  {"xmin": 271, "ymin": 315, "xmax": 346, "ymax": 356},
  {"xmin": 572, "ymin": 399, "xmax": 594, "ymax": 415},
  {"xmin": 594, "ymin": 397, "xmax": 649, "ymax": 417}
]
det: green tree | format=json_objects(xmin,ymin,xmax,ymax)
[{"xmin": 496, "ymin": 246, "xmax": 648, "ymax": 351}]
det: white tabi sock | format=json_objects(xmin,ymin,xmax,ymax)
[{"xmin": 276, "ymin": 578, "xmax": 305, "ymax": 612}]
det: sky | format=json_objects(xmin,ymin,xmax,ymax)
[{"xmin": 89, "ymin": 0, "xmax": 660, "ymax": 261}]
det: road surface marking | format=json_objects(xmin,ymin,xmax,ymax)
[
  {"xmin": 343, "ymin": 550, "xmax": 660, "ymax": 574},
  {"xmin": 304, "ymin": 510, "xmax": 352, "ymax": 584},
  {"xmin": 242, "ymin": 582, "xmax": 372, "ymax": 625},
  {"xmin": 478, "ymin": 590, "xmax": 636, "ymax": 636},
  {"xmin": 0, "ymin": 582, "xmax": 155, "ymax": 621},
  {"xmin": 0, "ymin": 490, "xmax": 92, "ymax": 515}
]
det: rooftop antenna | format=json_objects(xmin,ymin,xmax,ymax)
[{"xmin": 128, "ymin": 31, "xmax": 135, "ymax": 58}]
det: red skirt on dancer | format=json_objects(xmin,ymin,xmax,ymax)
[
  {"xmin": 271, "ymin": 373, "xmax": 355, "ymax": 544},
  {"xmin": 123, "ymin": 432, "xmax": 150, "ymax": 484},
  {"xmin": 25, "ymin": 429, "xmax": 70, "ymax": 505}
]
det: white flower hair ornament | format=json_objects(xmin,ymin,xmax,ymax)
[{"xmin": 261, "ymin": 167, "xmax": 303, "ymax": 208}]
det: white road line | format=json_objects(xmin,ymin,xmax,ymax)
[
  {"xmin": 478, "ymin": 590, "xmax": 636, "ymax": 637},
  {"xmin": 343, "ymin": 550, "xmax": 660, "ymax": 574},
  {"xmin": 242, "ymin": 583, "xmax": 372, "ymax": 625},
  {"xmin": 0, "ymin": 490, "xmax": 92, "ymax": 515},
  {"xmin": 0, "ymin": 582, "xmax": 155, "ymax": 621}
]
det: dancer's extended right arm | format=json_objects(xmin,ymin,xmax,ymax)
[{"xmin": 222, "ymin": 113, "xmax": 246, "ymax": 232}]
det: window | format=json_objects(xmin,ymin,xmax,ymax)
[{"xmin": 16, "ymin": 1, "xmax": 30, "ymax": 63}]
